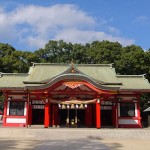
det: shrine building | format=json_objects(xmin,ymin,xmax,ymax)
[{"xmin": 0, "ymin": 63, "xmax": 150, "ymax": 128}]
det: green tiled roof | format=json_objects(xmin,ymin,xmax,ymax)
[
  {"xmin": 117, "ymin": 75, "xmax": 150, "ymax": 90},
  {"xmin": 24, "ymin": 63, "xmax": 121, "ymax": 84},
  {"xmin": 0, "ymin": 63, "xmax": 150, "ymax": 92},
  {"xmin": 24, "ymin": 63, "xmax": 68, "ymax": 83},
  {"xmin": 77, "ymin": 64, "xmax": 120, "ymax": 84},
  {"xmin": 0, "ymin": 73, "xmax": 27, "ymax": 89}
]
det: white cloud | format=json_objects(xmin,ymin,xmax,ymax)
[
  {"xmin": 134, "ymin": 15, "xmax": 149, "ymax": 24},
  {"xmin": 54, "ymin": 29, "xmax": 134, "ymax": 46},
  {"xmin": 0, "ymin": 4, "xmax": 134, "ymax": 50},
  {"xmin": 108, "ymin": 26, "xmax": 120, "ymax": 35}
]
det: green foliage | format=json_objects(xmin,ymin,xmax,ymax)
[
  {"xmin": 0, "ymin": 43, "xmax": 39, "ymax": 73},
  {"xmin": 140, "ymin": 94, "xmax": 150, "ymax": 111},
  {"xmin": 1, "ymin": 40, "xmax": 150, "ymax": 111},
  {"xmin": 115, "ymin": 45, "xmax": 146, "ymax": 75},
  {"xmin": 1, "ymin": 40, "xmax": 150, "ymax": 79}
]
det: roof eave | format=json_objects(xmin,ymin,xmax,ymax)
[
  {"xmin": 0, "ymin": 87, "xmax": 26, "ymax": 90},
  {"xmin": 119, "ymin": 89, "xmax": 150, "ymax": 92}
]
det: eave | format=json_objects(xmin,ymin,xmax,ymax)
[{"xmin": 25, "ymin": 74, "xmax": 120, "ymax": 92}]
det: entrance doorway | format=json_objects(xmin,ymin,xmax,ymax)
[
  {"xmin": 31, "ymin": 100, "xmax": 45, "ymax": 125},
  {"xmin": 101, "ymin": 109, "xmax": 113, "ymax": 126},
  {"xmin": 100, "ymin": 101, "xmax": 113, "ymax": 127},
  {"xmin": 32, "ymin": 109, "xmax": 44, "ymax": 124},
  {"xmin": 59, "ymin": 109, "xmax": 85, "ymax": 128}
]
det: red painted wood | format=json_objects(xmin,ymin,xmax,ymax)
[
  {"xmin": 92, "ymin": 104, "xmax": 96, "ymax": 126},
  {"xmin": 3, "ymin": 93, "xmax": 8, "ymax": 126},
  {"xmin": 26, "ymin": 101, "xmax": 29, "ymax": 127},
  {"xmin": 2, "ymin": 123, "xmax": 26, "ymax": 127},
  {"xmin": 85, "ymin": 105, "xmax": 92, "ymax": 127},
  {"xmin": 136, "ymin": 102, "xmax": 142, "ymax": 127},
  {"xmin": 49, "ymin": 103, "xmax": 51, "ymax": 126},
  {"xmin": 28, "ymin": 104, "xmax": 32, "ymax": 125},
  {"xmin": 5, "ymin": 116, "xmax": 26, "ymax": 118},
  {"xmin": 118, "ymin": 124, "xmax": 142, "ymax": 128},
  {"xmin": 112, "ymin": 105, "xmax": 116, "ymax": 127},
  {"xmin": 44, "ymin": 102, "xmax": 49, "ymax": 128},
  {"xmin": 55, "ymin": 105, "xmax": 59, "ymax": 126},
  {"xmin": 96, "ymin": 102, "xmax": 101, "ymax": 129},
  {"xmin": 30, "ymin": 80, "xmax": 117, "ymax": 95},
  {"xmin": 2, "ymin": 116, "xmax": 27, "ymax": 127},
  {"xmin": 52, "ymin": 105, "xmax": 58, "ymax": 127},
  {"xmin": 115, "ymin": 103, "xmax": 118, "ymax": 128},
  {"xmin": 52, "ymin": 105, "xmax": 54, "ymax": 126}
]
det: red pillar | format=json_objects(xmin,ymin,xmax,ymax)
[
  {"xmin": 26, "ymin": 92, "xmax": 30, "ymax": 128},
  {"xmin": 96, "ymin": 102, "xmax": 101, "ymax": 129},
  {"xmin": 52, "ymin": 105, "xmax": 58, "ymax": 127},
  {"xmin": 137, "ymin": 101, "xmax": 142, "ymax": 127},
  {"xmin": 28, "ymin": 104, "xmax": 32, "ymax": 126},
  {"xmin": 3, "ymin": 97, "xmax": 8, "ymax": 126},
  {"xmin": 115, "ymin": 102, "xmax": 118, "ymax": 128},
  {"xmin": 44, "ymin": 100, "xmax": 49, "ymax": 128},
  {"xmin": 112, "ymin": 104, "xmax": 116, "ymax": 127},
  {"xmin": 52, "ymin": 105, "xmax": 55, "ymax": 126},
  {"xmin": 92, "ymin": 104, "xmax": 96, "ymax": 126},
  {"xmin": 49, "ymin": 103, "xmax": 51, "ymax": 127},
  {"xmin": 85, "ymin": 105, "xmax": 92, "ymax": 127}
]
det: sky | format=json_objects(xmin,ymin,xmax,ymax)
[{"xmin": 0, "ymin": 0, "xmax": 150, "ymax": 51}]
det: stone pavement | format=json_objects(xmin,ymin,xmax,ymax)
[
  {"xmin": 0, "ymin": 127, "xmax": 150, "ymax": 150},
  {"xmin": 1, "ymin": 127, "xmax": 150, "ymax": 139}
]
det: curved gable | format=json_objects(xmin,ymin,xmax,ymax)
[
  {"xmin": 24, "ymin": 63, "xmax": 121, "ymax": 85},
  {"xmin": 26, "ymin": 73, "xmax": 120, "ymax": 92}
]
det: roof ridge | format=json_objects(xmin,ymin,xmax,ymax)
[
  {"xmin": 31, "ymin": 63, "xmax": 113, "ymax": 67},
  {"xmin": 116, "ymin": 74, "xmax": 145, "ymax": 78},
  {"xmin": 0, "ymin": 73, "xmax": 28, "ymax": 78},
  {"xmin": 76, "ymin": 64, "xmax": 113, "ymax": 67},
  {"xmin": 116, "ymin": 74, "xmax": 145, "ymax": 77},
  {"xmin": 32, "ymin": 63, "xmax": 68, "ymax": 66}
]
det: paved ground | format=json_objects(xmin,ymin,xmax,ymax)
[
  {"xmin": 0, "ymin": 138, "xmax": 112, "ymax": 150},
  {"xmin": 0, "ymin": 127, "xmax": 150, "ymax": 150}
]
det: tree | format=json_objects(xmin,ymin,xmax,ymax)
[
  {"xmin": 0, "ymin": 43, "xmax": 39, "ymax": 73},
  {"xmin": 115, "ymin": 45, "xmax": 146, "ymax": 75},
  {"xmin": 85, "ymin": 41, "xmax": 122, "ymax": 64}
]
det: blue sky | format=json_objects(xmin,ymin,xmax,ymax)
[{"xmin": 0, "ymin": 0, "xmax": 150, "ymax": 51}]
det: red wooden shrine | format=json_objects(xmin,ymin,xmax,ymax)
[{"xmin": 0, "ymin": 63, "xmax": 150, "ymax": 128}]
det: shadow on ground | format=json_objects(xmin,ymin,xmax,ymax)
[
  {"xmin": 88, "ymin": 135, "xmax": 122, "ymax": 150},
  {"xmin": 0, "ymin": 137, "xmax": 123, "ymax": 150}
]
